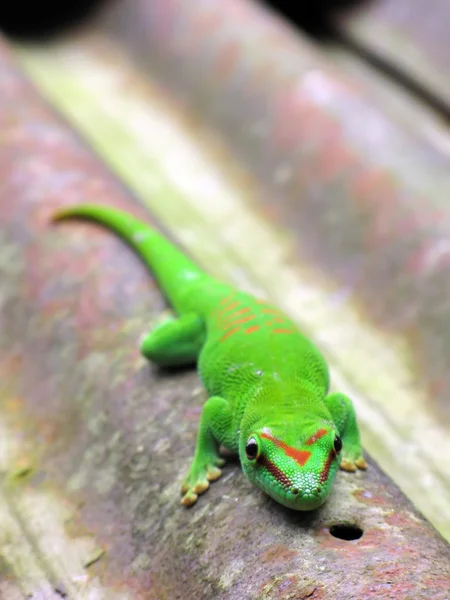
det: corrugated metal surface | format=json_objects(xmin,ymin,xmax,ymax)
[{"xmin": 1, "ymin": 0, "xmax": 449, "ymax": 597}]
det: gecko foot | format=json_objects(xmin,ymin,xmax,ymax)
[
  {"xmin": 340, "ymin": 456, "xmax": 368, "ymax": 472},
  {"xmin": 180, "ymin": 458, "xmax": 225, "ymax": 507}
]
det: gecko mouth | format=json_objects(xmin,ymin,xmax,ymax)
[
  {"xmin": 254, "ymin": 456, "xmax": 328, "ymax": 510},
  {"xmin": 253, "ymin": 451, "xmax": 338, "ymax": 510}
]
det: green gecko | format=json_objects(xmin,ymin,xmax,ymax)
[{"xmin": 53, "ymin": 203, "xmax": 367, "ymax": 510}]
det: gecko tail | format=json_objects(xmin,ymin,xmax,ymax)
[{"xmin": 52, "ymin": 203, "xmax": 207, "ymax": 312}]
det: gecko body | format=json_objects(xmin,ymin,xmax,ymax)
[{"xmin": 53, "ymin": 204, "xmax": 367, "ymax": 509}]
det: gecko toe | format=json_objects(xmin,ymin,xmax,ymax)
[
  {"xmin": 181, "ymin": 456, "xmax": 226, "ymax": 507},
  {"xmin": 206, "ymin": 467, "xmax": 222, "ymax": 482},
  {"xmin": 180, "ymin": 477, "xmax": 210, "ymax": 506},
  {"xmin": 340, "ymin": 456, "xmax": 368, "ymax": 472},
  {"xmin": 340, "ymin": 459, "xmax": 358, "ymax": 472},
  {"xmin": 193, "ymin": 480, "xmax": 210, "ymax": 494},
  {"xmin": 355, "ymin": 457, "xmax": 368, "ymax": 470},
  {"xmin": 181, "ymin": 491, "xmax": 198, "ymax": 507}
]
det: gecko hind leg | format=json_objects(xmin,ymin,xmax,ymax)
[{"xmin": 140, "ymin": 312, "xmax": 205, "ymax": 367}]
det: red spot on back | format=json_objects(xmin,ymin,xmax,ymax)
[
  {"xmin": 262, "ymin": 307, "xmax": 284, "ymax": 315},
  {"xmin": 261, "ymin": 432, "xmax": 311, "ymax": 466},
  {"xmin": 258, "ymin": 456, "xmax": 292, "ymax": 488},
  {"xmin": 219, "ymin": 295, "xmax": 234, "ymax": 305},
  {"xmin": 245, "ymin": 325, "xmax": 260, "ymax": 335},
  {"xmin": 319, "ymin": 449, "xmax": 336, "ymax": 483},
  {"xmin": 232, "ymin": 307, "xmax": 251, "ymax": 316},
  {"xmin": 216, "ymin": 301, "xmax": 240, "ymax": 319},
  {"xmin": 220, "ymin": 327, "xmax": 241, "ymax": 342},
  {"xmin": 222, "ymin": 315, "xmax": 256, "ymax": 328},
  {"xmin": 272, "ymin": 328, "xmax": 296, "ymax": 335},
  {"xmin": 265, "ymin": 317, "xmax": 286, "ymax": 326},
  {"xmin": 305, "ymin": 429, "xmax": 328, "ymax": 446},
  {"xmin": 222, "ymin": 301, "xmax": 240, "ymax": 313}
]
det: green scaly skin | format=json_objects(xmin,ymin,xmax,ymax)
[{"xmin": 53, "ymin": 204, "xmax": 367, "ymax": 510}]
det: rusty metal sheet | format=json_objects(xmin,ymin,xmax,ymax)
[
  {"xmin": 83, "ymin": 0, "xmax": 450, "ymax": 540},
  {"xmin": 335, "ymin": 0, "xmax": 450, "ymax": 116},
  {"xmin": 12, "ymin": 27, "xmax": 450, "ymax": 539},
  {"xmin": 1, "ymin": 31, "xmax": 450, "ymax": 599},
  {"xmin": 99, "ymin": 0, "xmax": 450, "ymax": 422}
]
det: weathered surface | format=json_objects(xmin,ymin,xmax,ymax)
[
  {"xmin": 336, "ymin": 0, "xmax": 450, "ymax": 115},
  {"xmin": 99, "ymin": 0, "xmax": 450, "ymax": 423},
  {"xmin": 14, "ymin": 28, "xmax": 450, "ymax": 539},
  {"xmin": 18, "ymin": 0, "xmax": 449, "ymax": 539},
  {"xmin": 1, "ymin": 29, "xmax": 450, "ymax": 599}
]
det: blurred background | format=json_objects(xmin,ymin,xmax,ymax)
[{"xmin": 0, "ymin": 0, "xmax": 449, "ymax": 598}]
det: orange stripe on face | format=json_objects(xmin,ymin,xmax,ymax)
[
  {"xmin": 258, "ymin": 455, "xmax": 292, "ymax": 489},
  {"xmin": 261, "ymin": 432, "xmax": 311, "ymax": 467},
  {"xmin": 319, "ymin": 449, "xmax": 336, "ymax": 483},
  {"xmin": 220, "ymin": 326, "xmax": 241, "ymax": 342},
  {"xmin": 245, "ymin": 325, "xmax": 260, "ymax": 335},
  {"xmin": 272, "ymin": 328, "xmax": 296, "ymax": 334},
  {"xmin": 305, "ymin": 428, "xmax": 328, "ymax": 446}
]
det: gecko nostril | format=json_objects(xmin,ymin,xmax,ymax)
[{"xmin": 291, "ymin": 487, "xmax": 300, "ymax": 495}]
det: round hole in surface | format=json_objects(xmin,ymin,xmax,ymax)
[{"xmin": 329, "ymin": 523, "xmax": 363, "ymax": 541}]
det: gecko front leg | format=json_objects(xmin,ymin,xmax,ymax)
[{"xmin": 181, "ymin": 395, "xmax": 233, "ymax": 506}]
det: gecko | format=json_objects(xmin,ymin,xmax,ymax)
[{"xmin": 53, "ymin": 203, "xmax": 367, "ymax": 509}]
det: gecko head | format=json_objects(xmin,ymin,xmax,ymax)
[{"xmin": 240, "ymin": 422, "xmax": 342, "ymax": 510}]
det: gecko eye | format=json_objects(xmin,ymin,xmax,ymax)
[
  {"xmin": 245, "ymin": 438, "xmax": 259, "ymax": 460},
  {"xmin": 334, "ymin": 435, "xmax": 343, "ymax": 454}
]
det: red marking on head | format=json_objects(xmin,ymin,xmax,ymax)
[
  {"xmin": 222, "ymin": 315, "xmax": 256, "ymax": 328},
  {"xmin": 261, "ymin": 432, "xmax": 311, "ymax": 467},
  {"xmin": 245, "ymin": 325, "xmax": 260, "ymax": 335},
  {"xmin": 319, "ymin": 449, "xmax": 336, "ymax": 484},
  {"xmin": 220, "ymin": 327, "xmax": 241, "ymax": 342},
  {"xmin": 305, "ymin": 429, "xmax": 328, "ymax": 446},
  {"xmin": 258, "ymin": 455, "xmax": 292, "ymax": 489},
  {"xmin": 272, "ymin": 328, "xmax": 296, "ymax": 335}
]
